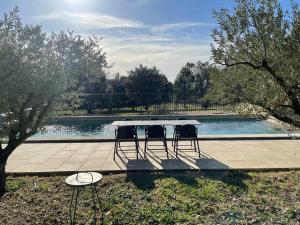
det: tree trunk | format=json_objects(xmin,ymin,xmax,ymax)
[
  {"xmin": 289, "ymin": 93, "xmax": 300, "ymax": 116},
  {"xmin": 0, "ymin": 141, "xmax": 19, "ymax": 196},
  {"xmin": 0, "ymin": 161, "xmax": 7, "ymax": 196},
  {"xmin": 184, "ymin": 97, "xmax": 187, "ymax": 109}
]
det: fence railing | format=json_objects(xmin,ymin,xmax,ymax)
[{"xmin": 54, "ymin": 93, "xmax": 236, "ymax": 116}]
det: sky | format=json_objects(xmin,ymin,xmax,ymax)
[{"xmin": 0, "ymin": 0, "xmax": 298, "ymax": 81}]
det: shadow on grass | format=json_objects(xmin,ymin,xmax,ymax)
[{"xmin": 126, "ymin": 170, "xmax": 252, "ymax": 191}]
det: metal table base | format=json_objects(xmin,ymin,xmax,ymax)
[{"xmin": 66, "ymin": 172, "xmax": 103, "ymax": 225}]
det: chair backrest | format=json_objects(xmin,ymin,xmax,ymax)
[
  {"xmin": 147, "ymin": 125, "xmax": 164, "ymax": 138},
  {"xmin": 121, "ymin": 118, "xmax": 136, "ymax": 132},
  {"xmin": 117, "ymin": 126, "xmax": 135, "ymax": 139},
  {"xmin": 175, "ymin": 117, "xmax": 187, "ymax": 131},
  {"xmin": 179, "ymin": 124, "xmax": 197, "ymax": 138}
]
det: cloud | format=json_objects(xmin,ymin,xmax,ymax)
[
  {"xmin": 101, "ymin": 38, "xmax": 211, "ymax": 81},
  {"xmin": 151, "ymin": 22, "xmax": 213, "ymax": 33},
  {"xmin": 36, "ymin": 11, "xmax": 212, "ymax": 81},
  {"xmin": 106, "ymin": 33, "xmax": 174, "ymax": 43},
  {"xmin": 37, "ymin": 11, "xmax": 145, "ymax": 29}
]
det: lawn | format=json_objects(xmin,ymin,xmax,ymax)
[{"xmin": 0, "ymin": 171, "xmax": 299, "ymax": 225}]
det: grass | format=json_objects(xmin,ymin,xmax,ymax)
[{"xmin": 1, "ymin": 171, "xmax": 299, "ymax": 224}]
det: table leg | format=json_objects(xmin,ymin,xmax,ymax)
[
  {"xmin": 70, "ymin": 187, "xmax": 80, "ymax": 225},
  {"xmin": 93, "ymin": 184, "xmax": 104, "ymax": 224},
  {"xmin": 90, "ymin": 185, "xmax": 98, "ymax": 224}
]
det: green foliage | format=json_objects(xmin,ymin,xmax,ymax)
[
  {"xmin": 105, "ymin": 74, "xmax": 129, "ymax": 110},
  {"xmin": 6, "ymin": 178, "xmax": 27, "ymax": 192},
  {"xmin": 174, "ymin": 61, "xmax": 210, "ymax": 108},
  {"xmin": 125, "ymin": 65, "xmax": 172, "ymax": 111},
  {"xmin": 211, "ymin": 0, "xmax": 300, "ymax": 126},
  {"xmin": 207, "ymin": 66, "xmax": 284, "ymax": 106},
  {"xmin": 1, "ymin": 171, "xmax": 300, "ymax": 224},
  {"xmin": 174, "ymin": 63, "xmax": 195, "ymax": 106},
  {"xmin": 0, "ymin": 8, "xmax": 107, "ymax": 144},
  {"xmin": 0, "ymin": 8, "xmax": 108, "ymax": 194}
]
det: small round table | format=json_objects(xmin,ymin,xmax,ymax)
[{"xmin": 65, "ymin": 172, "xmax": 103, "ymax": 225}]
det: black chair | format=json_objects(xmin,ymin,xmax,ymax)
[
  {"xmin": 122, "ymin": 118, "xmax": 139, "ymax": 147},
  {"xmin": 114, "ymin": 125, "xmax": 139, "ymax": 160},
  {"xmin": 173, "ymin": 124, "xmax": 200, "ymax": 158},
  {"xmin": 172, "ymin": 117, "xmax": 187, "ymax": 146},
  {"xmin": 144, "ymin": 124, "xmax": 168, "ymax": 158}
]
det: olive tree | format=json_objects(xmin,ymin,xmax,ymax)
[
  {"xmin": 0, "ymin": 8, "xmax": 107, "ymax": 195},
  {"xmin": 211, "ymin": 0, "xmax": 300, "ymax": 126}
]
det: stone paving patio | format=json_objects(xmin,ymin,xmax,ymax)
[{"xmin": 6, "ymin": 140, "xmax": 300, "ymax": 174}]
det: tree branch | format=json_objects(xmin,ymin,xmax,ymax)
[
  {"xmin": 22, "ymin": 105, "xmax": 38, "ymax": 132},
  {"xmin": 222, "ymin": 58, "xmax": 300, "ymax": 115},
  {"xmin": 244, "ymin": 2, "xmax": 268, "ymax": 58},
  {"xmin": 28, "ymin": 97, "xmax": 54, "ymax": 137},
  {"xmin": 222, "ymin": 60, "xmax": 264, "ymax": 69},
  {"xmin": 261, "ymin": 59, "xmax": 286, "ymax": 89},
  {"xmin": 18, "ymin": 93, "xmax": 35, "ymax": 134},
  {"xmin": 222, "ymin": 59, "xmax": 287, "ymax": 90}
]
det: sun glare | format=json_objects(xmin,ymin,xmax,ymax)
[{"xmin": 65, "ymin": 0, "xmax": 83, "ymax": 5}]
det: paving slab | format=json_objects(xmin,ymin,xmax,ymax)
[{"xmin": 5, "ymin": 140, "xmax": 300, "ymax": 174}]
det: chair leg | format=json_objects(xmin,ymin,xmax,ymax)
[
  {"xmin": 175, "ymin": 138, "xmax": 178, "ymax": 158},
  {"xmin": 193, "ymin": 139, "xmax": 197, "ymax": 152},
  {"xmin": 114, "ymin": 140, "xmax": 118, "ymax": 160},
  {"xmin": 144, "ymin": 138, "xmax": 147, "ymax": 158},
  {"xmin": 196, "ymin": 139, "xmax": 200, "ymax": 158},
  {"xmin": 164, "ymin": 139, "xmax": 168, "ymax": 159},
  {"xmin": 136, "ymin": 135, "xmax": 140, "ymax": 148},
  {"xmin": 173, "ymin": 135, "xmax": 176, "ymax": 152},
  {"xmin": 135, "ymin": 139, "xmax": 139, "ymax": 160},
  {"xmin": 172, "ymin": 131, "xmax": 175, "ymax": 146}
]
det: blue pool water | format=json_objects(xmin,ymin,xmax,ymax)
[{"xmin": 34, "ymin": 117, "xmax": 286, "ymax": 139}]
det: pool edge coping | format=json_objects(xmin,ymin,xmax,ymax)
[{"xmin": 25, "ymin": 134, "xmax": 300, "ymax": 143}]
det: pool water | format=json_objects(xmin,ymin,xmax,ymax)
[{"xmin": 34, "ymin": 117, "xmax": 286, "ymax": 139}]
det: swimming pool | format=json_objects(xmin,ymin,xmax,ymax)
[{"xmin": 33, "ymin": 116, "xmax": 287, "ymax": 139}]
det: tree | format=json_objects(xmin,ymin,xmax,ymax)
[
  {"xmin": 207, "ymin": 66, "xmax": 279, "ymax": 106},
  {"xmin": 211, "ymin": 0, "xmax": 300, "ymax": 126},
  {"xmin": 174, "ymin": 62, "xmax": 210, "ymax": 107},
  {"xmin": 106, "ymin": 74, "xmax": 128, "ymax": 111},
  {"xmin": 174, "ymin": 63, "xmax": 195, "ymax": 108},
  {"xmin": 0, "ymin": 8, "xmax": 107, "ymax": 195},
  {"xmin": 55, "ymin": 33, "xmax": 108, "ymax": 114},
  {"xmin": 125, "ymin": 65, "xmax": 172, "ymax": 111},
  {"xmin": 193, "ymin": 61, "xmax": 210, "ymax": 98}
]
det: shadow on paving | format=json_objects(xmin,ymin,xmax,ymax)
[
  {"xmin": 120, "ymin": 144, "xmax": 252, "ymax": 191},
  {"xmin": 126, "ymin": 170, "xmax": 252, "ymax": 191}
]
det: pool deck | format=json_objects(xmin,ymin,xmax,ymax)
[{"xmin": 6, "ymin": 139, "xmax": 300, "ymax": 174}]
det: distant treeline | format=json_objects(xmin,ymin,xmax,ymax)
[{"xmin": 64, "ymin": 62, "xmax": 211, "ymax": 113}]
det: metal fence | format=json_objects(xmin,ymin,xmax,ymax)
[
  {"xmin": 32, "ymin": 92, "xmax": 300, "ymax": 139},
  {"xmin": 54, "ymin": 93, "xmax": 235, "ymax": 116}
]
